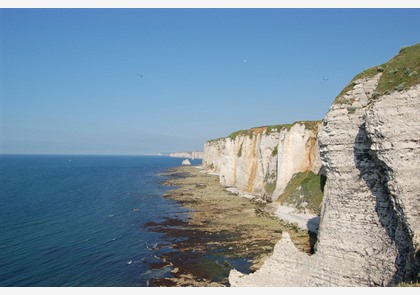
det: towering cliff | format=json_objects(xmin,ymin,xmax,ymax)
[
  {"xmin": 229, "ymin": 44, "xmax": 420, "ymax": 286},
  {"xmin": 203, "ymin": 121, "xmax": 322, "ymax": 203}
]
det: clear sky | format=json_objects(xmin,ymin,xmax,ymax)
[{"xmin": 1, "ymin": 3, "xmax": 420, "ymax": 155}]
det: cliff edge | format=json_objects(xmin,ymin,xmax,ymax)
[{"xmin": 229, "ymin": 44, "xmax": 420, "ymax": 286}]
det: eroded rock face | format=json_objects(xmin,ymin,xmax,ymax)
[
  {"xmin": 364, "ymin": 84, "xmax": 420, "ymax": 282},
  {"xmin": 202, "ymin": 122, "xmax": 321, "ymax": 202},
  {"xmin": 229, "ymin": 75, "xmax": 420, "ymax": 286}
]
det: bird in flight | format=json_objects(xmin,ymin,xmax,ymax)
[
  {"xmin": 137, "ymin": 74, "xmax": 143, "ymax": 78},
  {"xmin": 323, "ymin": 78, "xmax": 329, "ymax": 81}
]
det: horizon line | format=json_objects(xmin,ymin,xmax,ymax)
[{"xmin": 0, "ymin": 152, "xmax": 171, "ymax": 157}]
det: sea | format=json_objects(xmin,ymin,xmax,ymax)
[{"xmin": 0, "ymin": 154, "xmax": 201, "ymax": 287}]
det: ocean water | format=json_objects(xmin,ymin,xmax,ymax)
[{"xmin": 0, "ymin": 154, "xmax": 201, "ymax": 287}]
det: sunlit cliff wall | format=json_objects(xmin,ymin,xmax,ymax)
[{"xmin": 202, "ymin": 121, "xmax": 321, "ymax": 202}]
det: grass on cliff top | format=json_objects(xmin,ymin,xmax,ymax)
[
  {"xmin": 276, "ymin": 171, "xmax": 325, "ymax": 215},
  {"xmin": 265, "ymin": 120, "xmax": 320, "ymax": 134},
  {"xmin": 376, "ymin": 44, "xmax": 420, "ymax": 93},
  {"xmin": 336, "ymin": 43, "xmax": 420, "ymax": 102},
  {"xmin": 207, "ymin": 121, "xmax": 321, "ymax": 143}
]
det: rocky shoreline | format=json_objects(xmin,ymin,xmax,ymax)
[{"xmin": 146, "ymin": 165, "xmax": 317, "ymax": 287}]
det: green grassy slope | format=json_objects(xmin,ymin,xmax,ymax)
[{"xmin": 336, "ymin": 43, "xmax": 420, "ymax": 102}]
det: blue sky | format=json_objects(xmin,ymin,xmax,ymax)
[{"xmin": 1, "ymin": 6, "xmax": 420, "ymax": 155}]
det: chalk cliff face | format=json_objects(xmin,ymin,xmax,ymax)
[
  {"xmin": 202, "ymin": 122, "xmax": 321, "ymax": 202},
  {"xmin": 229, "ymin": 44, "xmax": 420, "ymax": 286}
]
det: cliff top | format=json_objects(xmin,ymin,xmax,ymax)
[
  {"xmin": 336, "ymin": 43, "xmax": 420, "ymax": 101},
  {"xmin": 207, "ymin": 120, "xmax": 321, "ymax": 143}
]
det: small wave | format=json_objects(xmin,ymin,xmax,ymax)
[
  {"xmin": 125, "ymin": 258, "xmax": 145, "ymax": 266},
  {"xmin": 145, "ymin": 242, "xmax": 159, "ymax": 250}
]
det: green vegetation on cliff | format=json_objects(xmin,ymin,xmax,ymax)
[
  {"xmin": 276, "ymin": 171, "xmax": 325, "ymax": 215},
  {"xmin": 376, "ymin": 44, "xmax": 420, "ymax": 93},
  {"xmin": 265, "ymin": 120, "xmax": 320, "ymax": 135},
  {"xmin": 336, "ymin": 43, "xmax": 420, "ymax": 101},
  {"xmin": 207, "ymin": 120, "xmax": 321, "ymax": 143}
]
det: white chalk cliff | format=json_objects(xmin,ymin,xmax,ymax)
[
  {"xmin": 227, "ymin": 45, "xmax": 420, "ymax": 286},
  {"xmin": 203, "ymin": 122, "xmax": 321, "ymax": 203}
]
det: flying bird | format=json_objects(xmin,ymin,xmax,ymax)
[
  {"xmin": 137, "ymin": 74, "xmax": 143, "ymax": 78},
  {"xmin": 323, "ymin": 78, "xmax": 329, "ymax": 81}
]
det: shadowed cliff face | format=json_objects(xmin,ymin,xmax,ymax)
[
  {"xmin": 363, "ymin": 82, "xmax": 420, "ymax": 283},
  {"xmin": 316, "ymin": 79, "xmax": 419, "ymax": 286},
  {"xmin": 355, "ymin": 123, "xmax": 416, "ymax": 284}
]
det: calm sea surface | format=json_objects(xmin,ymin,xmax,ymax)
[{"xmin": 0, "ymin": 154, "xmax": 201, "ymax": 287}]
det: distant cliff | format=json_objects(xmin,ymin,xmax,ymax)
[
  {"xmin": 229, "ymin": 44, "xmax": 420, "ymax": 286},
  {"xmin": 203, "ymin": 121, "xmax": 322, "ymax": 207},
  {"xmin": 170, "ymin": 151, "xmax": 204, "ymax": 159}
]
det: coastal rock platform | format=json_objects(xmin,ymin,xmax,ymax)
[{"xmin": 148, "ymin": 165, "xmax": 317, "ymax": 287}]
